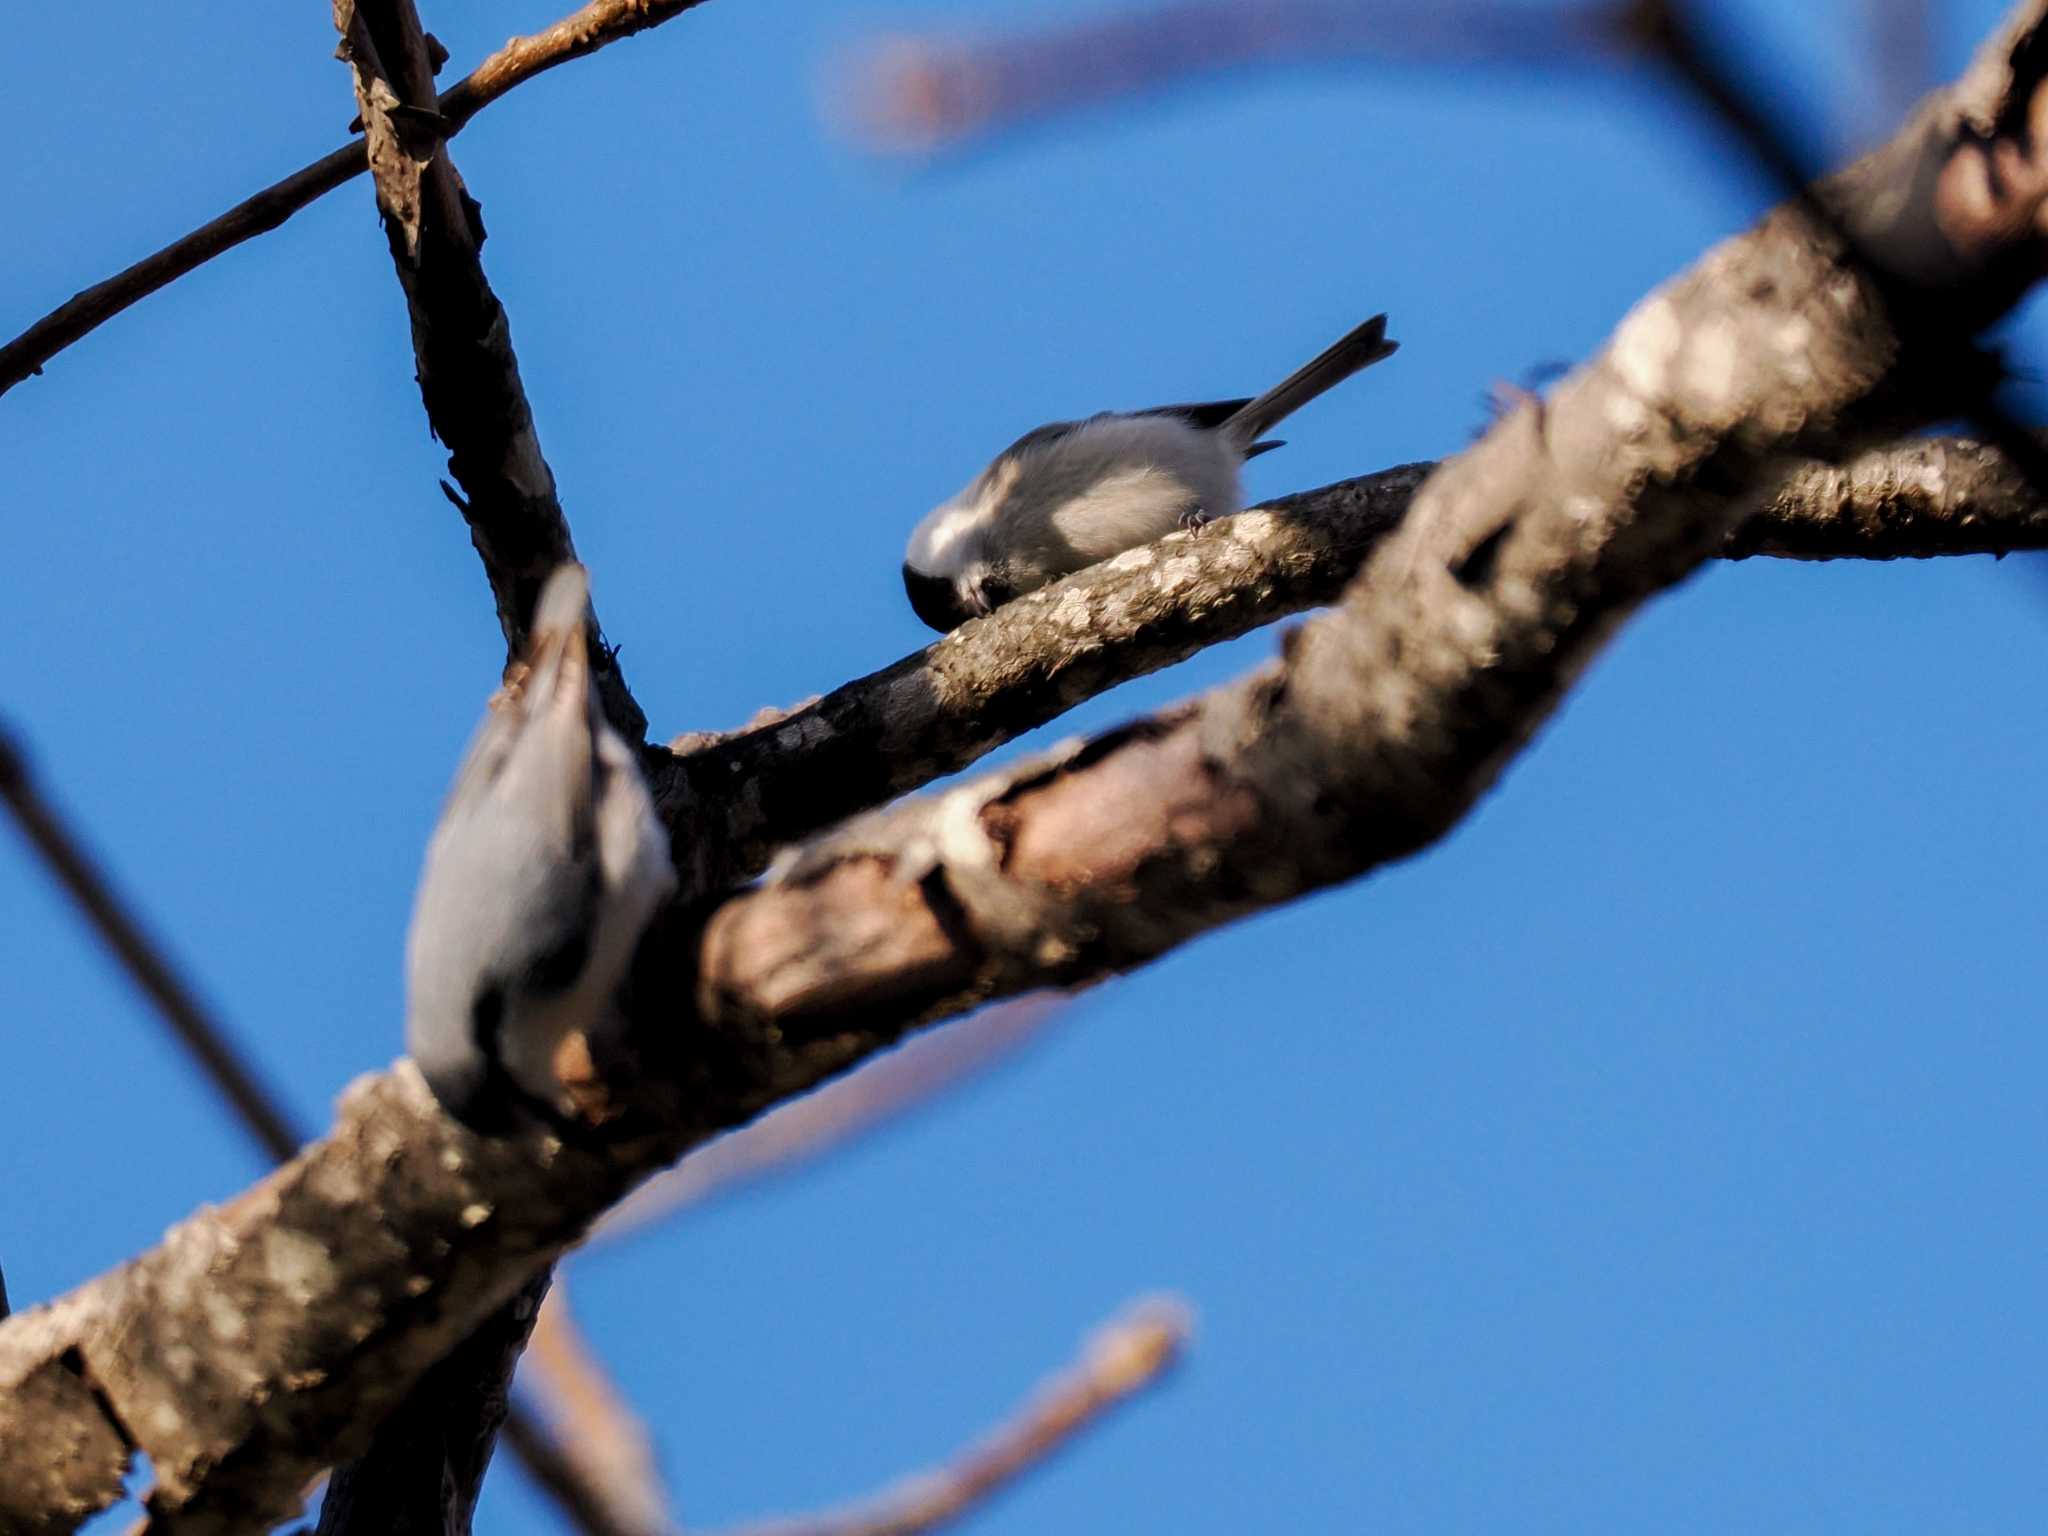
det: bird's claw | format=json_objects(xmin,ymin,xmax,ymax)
[{"xmin": 1177, "ymin": 506, "xmax": 1212, "ymax": 533}]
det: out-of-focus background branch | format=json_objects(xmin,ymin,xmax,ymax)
[
  {"xmin": 0, "ymin": 0, "xmax": 717, "ymax": 399},
  {"xmin": 714, "ymin": 1298, "xmax": 1191, "ymax": 1536},
  {"xmin": 833, "ymin": 0, "xmax": 1633, "ymax": 156},
  {"xmin": 6, "ymin": 0, "xmax": 2047, "ymax": 1532}
]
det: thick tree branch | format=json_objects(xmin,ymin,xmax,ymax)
[
  {"xmin": 0, "ymin": 0, "xmax": 713, "ymax": 401},
  {"xmin": 1724, "ymin": 433, "xmax": 2048, "ymax": 558},
  {"xmin": 312, "ymin": 1271, "xmax": 553, "ymax": 1536},
  {"xmin": 0, "ymin": 722, "xmax": 613, "ymax": 1529},
  {"xmin": 7, "ymin": 8, "xmax": 2048, "ymax": 1531},
  {"xmin": 661, "ymin": 433, "xmax": 2048, "ymax": 887},
  {"xmin": 508, "ymin": 1000, "xmax": 1060, "ymax": 1533},
  {"xmin": 686, "ymin": 13, "xmax": 2048, "ymax": 1077},
  {"xmin": 0, "ymin": 1067, "xmax": 639, "ymax": 1535}
]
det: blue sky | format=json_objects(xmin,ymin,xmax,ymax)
[{"xmin": 5, "ymin": 1, "xmax": 2046, "ymax": 1530}]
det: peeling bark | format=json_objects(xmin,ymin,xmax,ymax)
[{"xmin": 0, "ymin": 1068, "xmax": 631, "ymax": 1533}]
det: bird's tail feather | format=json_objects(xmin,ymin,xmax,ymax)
[
  {"xmin": 530, "ymin": 563, "xmax": 591, "ymax": 641},
  {"xmin": 519, "ymin": 563, "xmax": 594, "ymax": 724},
  {"xmin": 1225, "ymin": 315, "xmax": 1396, "ymax": 450}
]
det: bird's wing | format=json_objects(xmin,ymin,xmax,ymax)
[{"xmin": 1133, "ymin": 399, "xmax": 1254, "ymax": 432}]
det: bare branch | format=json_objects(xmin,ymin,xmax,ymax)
[
  {"xmin": 0, "ymin": 723, "xmax": 305, "ymax": 1163},
  {"xmin": 511, "ymin": 1285, "xmax": 675, "ymax": 1536},
  {"xmin": 517, "ymin": 1000, "xmax": 1063, "ymax": 1531},
  {"xmin": 434, "ymin": 0, "xmax": 713, "ymax": 127},
  {"xmin": 595, "ymin": 996, "xmax": 1063, "ymax": 1246},
  {"xmin": 314, "ymin": 4, "xmax": 659, "ymax": 1531},
  {"xmin": 501, "ymin": 1413, "xmax": 670, "ymax": 1536},
  {"xmin": 8, "ymin": 9, "xmax": 2048, "ymax": 1530},
  {"xmin": 313, "ymin": 1270, "xmax": 553, "ymax": 1536},
  {"xmin": 336, "ymin": 0, "xmax": 647, "ymax": 740},
  {"xmin": 836, "ymin": 0, "xmax": 1626, "ymax": 155},
  {"xmin": 1725, "ymin": 434, "xmax": 2048, "ymax": 559},
  {"xmin": 0, "ymin": 0, "xmax": 713, "ymax": 400},
  {"xmin": 689, "ymin": 12, "xmax": 2048, "ymax": 1078},
  {"xmin": 0, "ymin": 145, "xmax": 362, "ymax": 400},
  {"xmin": 0, "ymin": 725, "xmax": 613, "ymax": 1532},
  {"xmin": 1632, "ymin": 0, "xmax": 2048, "ymax": 492},
  {"xmin": 716, "ymin": 1297, "xmax": 1191, "ymax": 1536},
  {"xmin": 662, "ymin": 433, "xmax": 2048, "ymax": 888}
]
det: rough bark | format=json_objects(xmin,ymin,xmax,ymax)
[
  {"xmin": 661, "ymin": 433, "xmax": 2048, "ymax": 888},
  {"xmin": 5, "ymin": 6, "xmax": 2048, "ymax": 1531},
  {"xmin": 333, "ymin": 0, "xmax": 645, "ymax": 741},
  {"xmin": 322, "ymin": 5, "xmax": 648, "ymax": 1533},
  {"xmin": 1724, "ymin": 432, "xmax": 2048, "ymax": 557},
  {"xmin": 0, "ymin": 1067, "xmax": 633, "ymax": 1534}
]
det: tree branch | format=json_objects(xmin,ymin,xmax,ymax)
[
  {"xmin": 510, "ymin": 1285, "xmax": 675, "ymax": 1536},
  {"xmin": 661, "ymin": 432, "xmax": 2048, "ymax": 888},
  {"xmin": 313, "ymin": 3, "xmax": 659, "ymax": 1531},
  {"xmin": 0, "ymin": 0, "xmax": 713, "ymax": 401},
  {"xmin": 0, "ymin": 724, "xmax": 619, "ymax": 1530},
  {"xmin": 7, "ymin": 7, "xmax": 2048, "ymax": 1531},
  {"xmin": 335, "ymin": 0, "xmax": 647, "ymax": 740},
  {"xmin": 837, "ymin": 0, "xmax": 1627, "ymax": 156},
  {"xmin": 715, "ymin": 1297, "xmax": 1190, "ymax": 1536},
  {"xmin": 1725, "ymin": 433, "xmax": 2048, "ymax": 558},
  {"xmin": 685, "ymin": 10, "xmax": 2048, "ymax": 1089},
  {"xmin": 512, "ymin": 999, "xmax": 1060, "ymax": 1534},
  {"xmin": 0, "ymin": 724, "xmax": 305, "ymax": 1162},
  {"xmin": 592, "ymin": 997, "xmax": 1061, "ymax": 1246},
  {"xmin": 312, "ymin": 1270, "xmax": 553, "ymax": 1536}
]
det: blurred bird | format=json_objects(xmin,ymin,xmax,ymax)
[
  {"xmin": 405, "ymin": 565, "xmax": 675, "ymax": 1133},
  {"xmin": 902, "ymin": 314, "xmax": 1397, "ymax": 632}
]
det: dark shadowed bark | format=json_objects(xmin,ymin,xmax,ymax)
[{"xmin": 5, "ymin": 4, "xmax": 2048, "ymax": 1532}]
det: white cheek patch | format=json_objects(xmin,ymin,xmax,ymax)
[
  {"xmin": 909, "ymin": 459, "xmax": 1022, "ymax": 574},
  {"xmin": 908, "ymin": 497, "xmax": 989, "ymax": 573}
]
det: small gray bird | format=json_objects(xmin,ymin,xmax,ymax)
[
  {"xmin": 405, "ymin": 564, "xmax": 675, "ymax": 1133},
  {"xmin": 902, "ymin": 314, "xmax": 1397, "ymax": 632}
]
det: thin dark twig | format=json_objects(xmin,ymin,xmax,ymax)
[
  {"xmin": 0, "ymin": 0, "xmax": 712, "ymax": 399},
  {"xmin": 0, "ymin": 723, "xmax": 305, "ymax": 1162},
  {"xmin": 0, "ymin": 719, "xmax": 588, "ymax": 1521},
  {"xmin": 1635, "ymin": 0, "xmax": 2048, "ymax": 493}
]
